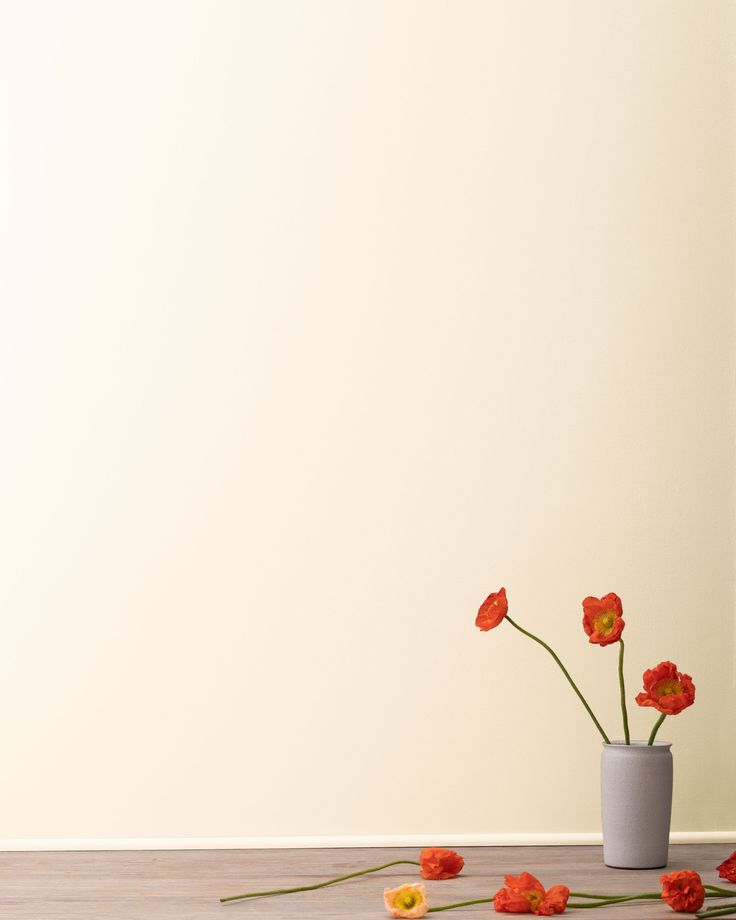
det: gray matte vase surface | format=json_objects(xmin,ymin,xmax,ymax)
[{"xmin": 601, "ymin": 741, "xmax": 673, "ymax": 869}]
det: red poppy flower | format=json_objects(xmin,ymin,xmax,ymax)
[
  {"xmin": 660, "ymin": 870, "xmax": 705, "ymax": 912},
  {"xmin": 581, "ymin": 593, "xmax": 624, "ymax": 646},
  {"xmin": 717, "ymin": 851, "xmax": 736, "ymax": 883},
  {"xmin": 493, "ymin": 872, "xmax": 569, "ymax": 915},
  {"xmin": 476, "ymin": 588, "xmax": 508, "ymax": 631},
  {"xmin": 418, "ymin": 848, "xmax": 464, "ymax": 880},
  {"xmin": 635, "ymin": 661, "xmax": 695, "ymax": 715}
]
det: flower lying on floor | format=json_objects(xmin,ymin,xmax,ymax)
[
  {"xmin": 493, "ymin": 872, "xmax": 570, "ymax": 915},
  {"xmin": 660, "ymin": 870, "xmax": 706, "ymax": 913},
  {"xmin": 384, "ymin": 883, "xmax": 429, "ymax": 918},
  {"xmin": 419, "ymin": 848, "xmax": 464, "ymax": 880},
  {"xmin": 219, "ymin": 847, "xmax": 463, "ymax": 903},
  {"xmin": 718, "ymin": 852, "xmax": 736, "ymax": 883}
]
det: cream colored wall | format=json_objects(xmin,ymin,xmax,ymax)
[{"xmin": 0, "ymin": 0, "xmax": 734, "ymax": 843}]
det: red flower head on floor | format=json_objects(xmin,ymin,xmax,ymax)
[
  {"xmin": 494, "ymin": 872, "xmax": 569, "ymax": 915},
  {"xmin": 717, "ymin": 851, "xmax": 736, "ymax": 883},
  {"xmin": 476, "ymin": 588, "xmax": 509, "ymax": 632},
  {"xmin": 581, "ymin": 593, "xmax": 625, "ymax": 646},
  {"xmin": 418, "ymin": 848, "xmax": 464, "ymax": 880},
  {"xmin": 636, "ymin": 661, "xmax": 695, "ymax": 716},
  {"xmin": 660, "ymin": 870, "xmax": 705, "ymax": 913}
]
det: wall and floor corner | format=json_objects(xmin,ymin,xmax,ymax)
[{"xmin": 0, "ymin": 1, "xmax": 734, "ymax": 851}]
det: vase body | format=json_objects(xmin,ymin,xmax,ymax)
[{"xmin": 600, "ymin": 741, "xmax": 673, "ymax": 869}]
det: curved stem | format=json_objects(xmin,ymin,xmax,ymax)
[
  {"xmin": 505, "ymin": 616, "xmax": 611, "ymax": 743},
  {"xmin": 429, "ymin": 897, "xmax": 493, "ymax": 912},
  {"xmin": 696, "ymin": 908, "xmax": 736, "ymax": 919},
  {"xmin": 618, "ymin": 640, "xmax": 630, "ymax": 744},
  {"xmin": 648, "ymin": 712, "xmax": 667, "ymax": 745},
  {"xmin": 220, "ymin": 860, "xmax": 420, "ymax": 903},
  {"xmin": 705, "ymin": 887, "xmax": 736, "ymax": 897}
]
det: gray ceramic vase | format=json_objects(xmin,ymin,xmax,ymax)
[{"xmin": 600, "ymin": 741, "xmax": 673, "ymax": 869}]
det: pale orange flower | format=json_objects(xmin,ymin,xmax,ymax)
[{"xmin": 384, "ymin": 883, "xmax": 429, "ymax": 918}]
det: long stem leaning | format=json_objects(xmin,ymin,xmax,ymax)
[
  {"xmin": 505, "ymin": 616, "xmax": 611, "ymax": 743},
  {"xmin": 617, "ymin": 640, "xmax": 630, "ymax": 744},
  {"xmin": 648, "ymin": 712, "xmax": 667, "ymax": 745},
  {"xmin": 219, "ymin": 860, "xmax": 420, "ymax": 903}
]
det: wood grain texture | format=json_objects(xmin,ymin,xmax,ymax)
[{"xmin": 0, "ymin": 845, "xmax": 732, "ymax": 919}]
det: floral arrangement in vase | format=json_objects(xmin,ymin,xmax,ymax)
[{"xmin": 476, "ymin": 587, "xmax": 696, "ymax": 870}]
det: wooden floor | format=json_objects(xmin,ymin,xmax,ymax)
[{"xmin": 0, "ymin": 845, "xmax": 733, "ymax": 919}]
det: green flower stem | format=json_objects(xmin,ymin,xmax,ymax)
[
  {"xmin": 428, "ymin": 897, "xmax": 493, "ymax": 912},
  {"xmin": 705, "ymin": 887, "xmax": 736, "ymax": 897},
  {"xmin": 569, "ymin": 892, "xmax": 623, "ymax": 899},
  {"xmin": 505, "ymin": 616, "xmax": 611, "ymax": 743},
  {"xmin": 570, "ymin": 891, "xmax": 660, "ymax": 901},
  {"xmin": 568, "ymin": 894, "xmax": 661, "ymax": 908},
  {"xmin": 697, "ymin": 898, "xmax": 736, "ymax": 911},
  {"xmin": 219, "ymin": 860, "xmax": 420, "ymax": 903},
  {"xmin": 696, "ymin": 907, "xmax": 736, "ymax": 919},
  {"xmin": 648, "ymin": 712, "xmax": 667, "ymax": 745},
  {"xmin": 569, "ymin": 894, "xmax": 733, "ymax": 911},
  {"xmin": 618, "ymin": 640, "xmax": 630, "ymax": 744}
]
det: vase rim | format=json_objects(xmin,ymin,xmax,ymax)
[{"xmin": 602, "ymin": 740, "xmax": 672, "ymax": 749}]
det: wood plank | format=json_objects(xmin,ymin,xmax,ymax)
[{"xmin": 0, "ymin": 845, "xmax": 733, "ymax": 919}]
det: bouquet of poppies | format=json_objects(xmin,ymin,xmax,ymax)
[{"xmin": 476, "ymin": 588, "xmax": 695, "ymax": 744}]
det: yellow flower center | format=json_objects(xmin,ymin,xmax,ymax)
[
  {"xmin": 402, "ymin": 894, "xmax": 417, "ymax": 909},
  {"xmin": 526, "ymin": 891, "xmax": 542, "ymax": 910},
  {"xmin": 656, "ymin": 680, "xmax": 681, "ymax": 697},
  {"xmin": 595, "ymin": 611, "xmax": 616, "ymax": 634}
]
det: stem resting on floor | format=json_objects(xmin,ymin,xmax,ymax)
[{"xmin": 219, "ymin": 860, "xmax": 420, "ymax": 903}]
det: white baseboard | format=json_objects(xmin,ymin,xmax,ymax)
[{"xmin": 0, "ymin": 831, "xmax": 733, "ymax": 851}]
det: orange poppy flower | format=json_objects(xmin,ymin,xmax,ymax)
[
  {"xmin": 476, "ymin": 588, "xmax": 509, "ymax": 631},
  {"xmin": 418, "ymin": 848, "xmax": 464, "ymax": 880},
  {"xmin": 384, "ymin": 883, "xmax": 429, "ymax": 918},
  {"xmin": 493, "ymin": 872, "xmax": 569, "ymax": 915},
  {"xmin": 581, "ymin": 593, "xmax": 625, "ymax": 646},
  {"xmin": 660, "ymin": 870, "xmax": 705, "ymax": 912},
  {"xmin": 717, "ymin": 851, "xmax": 736, "ymax": 883},
  {"xmin": 635, "ymin": 661, "xmax": 695, "ymax": 715}
]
